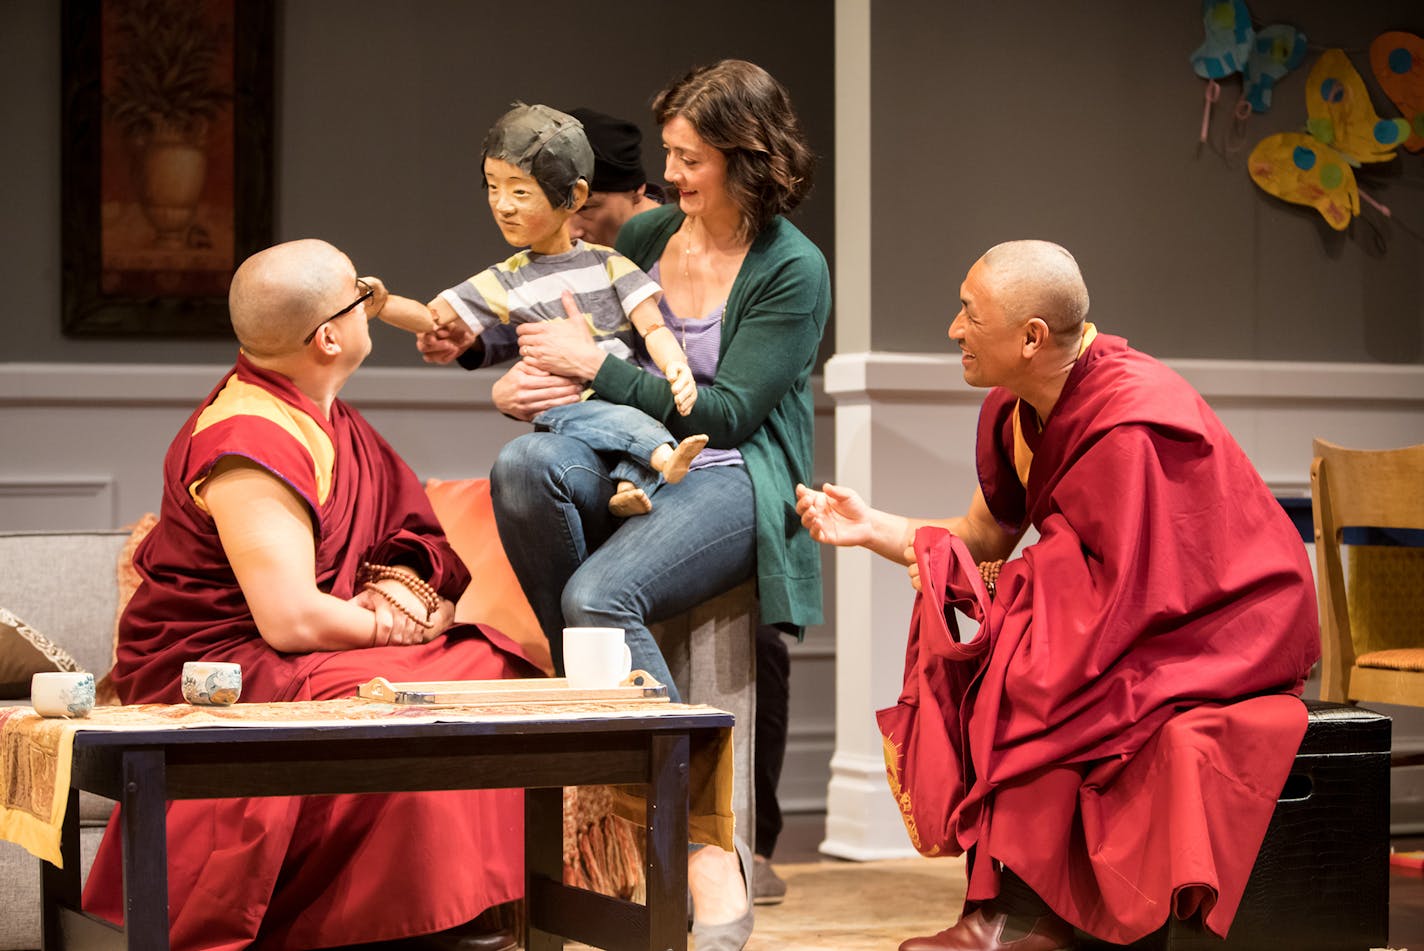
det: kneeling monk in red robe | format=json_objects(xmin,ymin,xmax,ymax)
[
  {"xmin": 796, "ymin": 240, "xmax": 1319, "ymax": 951},
  {"xmin": 83, "ymin": 238, "xmax": 537, "ymax": 951}
]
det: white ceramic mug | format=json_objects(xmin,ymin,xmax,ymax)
[
  {"xmin": 181, "ymin": 661, "xmax": 242, "ymax": 706},
  {"xmin": 563, "ymin": 627, "xmax": 633, "ymax": 690},
  {"xmin": 30, "ymin": 671, "xmax": 96, "ymax": 718}
]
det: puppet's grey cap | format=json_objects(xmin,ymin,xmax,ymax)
[{"xmin": 483, "ymin": 103, "xmax": 594, "ymax": 205}]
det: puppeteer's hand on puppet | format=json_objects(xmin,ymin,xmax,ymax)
[
  {"xmin": 417, "ymin": 297, "xmax": 477, "ymax": 364},
  {"xmin": 491, "ymin": 360, "xmax": 584, "ymax": 422}
]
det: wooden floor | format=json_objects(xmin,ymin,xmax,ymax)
[
  {"xmin": 1389, "ymin": 837, "xmax": 1424, "ymax": 951},
  {"xmin": 771, "ymin": 813, "xmax": 1424, "ymax": 950}
]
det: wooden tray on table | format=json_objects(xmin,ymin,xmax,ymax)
[{"xmin": 358, "ymin": 671, "xmax": 669, "ymax": 705}]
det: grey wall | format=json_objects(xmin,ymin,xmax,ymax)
[
  {"xmin": 1, "ymin": 0, "xmax": 835, "ymax": 366},
  {"xmin": 871, "ymin": 1, "xmax": 1424, "ymax": 362}
]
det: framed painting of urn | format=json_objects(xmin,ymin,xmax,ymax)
[{"xmin": 61, "ymin": 0, "xmax": 274, "ymax": 336}]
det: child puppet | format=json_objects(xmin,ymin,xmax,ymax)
[{"xmin": 431, "ymin": 103, "xmax": 705, "ymax": 516}]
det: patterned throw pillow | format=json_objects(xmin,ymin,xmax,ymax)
[{"xmin": 0, "ymin": 606, "xmax": 82, "ymax": 699}]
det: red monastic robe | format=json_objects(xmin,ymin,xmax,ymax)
[
  {"xmin": 889, "ymin": 334, "xmax": 1320, "ymax": 944},
  {"xmin": 84, "ymin": 355, "xmax": 538, "ymax": 950}
]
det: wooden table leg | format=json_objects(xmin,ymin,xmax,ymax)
[
  {"xmin": 120, "ymin": 748, "xmax": 169, "ymax": 950},
  {"xmin": 525, "ymin": 785, "xmax": 564, "ymax": 951},
  {"xmin": 646, "ymin": 733, "xmax": 690, "ymax": 951},
  {"xmin": 39, "ymin": 787, "xmax": 81, "ymax": 950}
]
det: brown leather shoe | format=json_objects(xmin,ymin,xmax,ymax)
[
  {"xmin": 345, "ymin": 925, "xmax": 517, "ymax": 951},
  {"xmin": 319, "ymin": 925, "xmax": 518, "ymax": 951},
  {"xmin": 406, "ymin": 927, "xmax": 518, "ymax": 951},
  {"xmin": 898, "ymin": 907, "xmax": 1075, "ymax": 951}
]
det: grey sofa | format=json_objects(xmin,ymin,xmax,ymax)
[
  {"xmin": 0, "ymin": 530, "xmax": 129, "ymax": 951},
  {"xmin": 0, "ymin": 529, "xmax": 757, "ymax": 950}
]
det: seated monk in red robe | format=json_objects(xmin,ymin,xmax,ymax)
[
  {"xmin": 796, "ymin": 240, "xmax": 1319, "ymax": 951},
  {"xmin": 83, "ymin": 238, "xmax": 537, "ymax": 951}
]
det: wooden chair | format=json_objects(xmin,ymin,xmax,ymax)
[{"xmin": 1310, "ymin": 439, "xmax": 1424, "ymax": 724}]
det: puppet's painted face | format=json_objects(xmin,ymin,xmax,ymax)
[
  {"xmin": 570, "ymin": 189, "xmax": 640, "ymax": 246},
  {"xmin": 949, "ymin": 260, "xmax": 1019, "ymax": 388},
  {"xmin": 662, "ymin": 116, "xmax": 732, "ymax": 222},
  {"xmin": 484, "ymin": 157, "xmax": 571, "ymax": 251}
]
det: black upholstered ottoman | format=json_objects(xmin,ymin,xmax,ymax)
[{"xmin": 1081, "ymin": 699, "xmax": 1391, "ymax": 951}]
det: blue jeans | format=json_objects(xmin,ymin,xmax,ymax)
[
  {"xmin": 491, "ymin": 431, "xmax": 755, "ymax": 702},
  {"xmin": 533, "ymin": 400, "xmax": 674, "ymax": 496}
]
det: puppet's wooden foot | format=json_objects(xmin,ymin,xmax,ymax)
[
  {"xmin": 609, "ymin": 481, "xmax": 652, "ymax": 517},
  {"xmin": 655, "ymin": 434, "xmax": 709, "ymax": 485}
]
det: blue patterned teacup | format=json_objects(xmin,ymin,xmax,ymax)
[
  {"xmin": 30, "ymin": 671, "xmax": 96, "ymax": 718},
  {"xmin": 181, "ymin": 661, "xmax": 242, "ymax": 706}
]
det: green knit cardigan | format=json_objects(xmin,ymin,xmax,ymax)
[{"xmin": 594, "ymin": 203, "xmax": 831, "ymax": 634}]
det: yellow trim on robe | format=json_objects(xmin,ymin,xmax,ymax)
[
  {"xmin": 1011, "ymin": 322, "xmax": 1098, "ymax": 488},
  {"xmin": 188, "ymin": 376, "xmax": 336, "ymax": 508}
]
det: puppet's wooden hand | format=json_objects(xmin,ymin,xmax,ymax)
[
  {"xmin": 666, "ymin": 362, "xmax": 698, "ymax": 416},
  {"xmin": 358, "ymin": 275, "xmax": 390, "ymax": 318}
]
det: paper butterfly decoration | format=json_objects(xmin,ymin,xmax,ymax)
[
  {"xmin": 1191, "ymin": 0, "xmax": 1252, "ymax": 80},
  {"xmin": 1370, "ymin": 31, "xmax": 1424, "ymax": 153},
  {"xmin": 1190, "ymin": 0, "xmax": 1306, "ymax": 114},
  {"xmin": 1248, "ymin": 49, "xmax": 1413, "ymax": 230}
]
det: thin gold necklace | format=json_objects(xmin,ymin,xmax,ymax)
[{"xmin": 676, "ymin": 220, "xmax": 706, "ymax": 349}]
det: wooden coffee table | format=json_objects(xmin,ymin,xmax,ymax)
[{"xmin": 38, "ymin": 703, "xmax": 732, "ymax": 950}]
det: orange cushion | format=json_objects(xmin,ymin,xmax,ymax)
[
  {"xmin": 1355, "ymin": 648, "xmax": 1424, "ymax": 672},
  {"xmin": 425, "ymin": 477, "xmax": 552, "ymax": 674}
]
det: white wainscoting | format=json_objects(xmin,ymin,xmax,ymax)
[
  {"xmin": 0, "ymin": 477, "xmax": 115, "ymax": 530},
  {"xmin": 819, "ymin": 351, "xmax": 1424, "ymax": 859}
]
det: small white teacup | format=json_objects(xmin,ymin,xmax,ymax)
[
  {"xmin": 181, "ymin": 661, "xmax": 242, "ymax": 706},
  {"xmin": 563, "ymin": 627, "xmax": 633, "ymax": 690},
  {"xmin": 30, "ymin": 671, "xmax": 96, "ymax": 718}
]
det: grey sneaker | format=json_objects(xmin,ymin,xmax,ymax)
[{"xmin": 752, "ymin": 854, "xmax": 787, "ymax": 906}]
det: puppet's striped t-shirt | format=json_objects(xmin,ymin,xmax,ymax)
[{"xmin": 439, "ymin": 240, "xmax": 659, "ymax": 362}]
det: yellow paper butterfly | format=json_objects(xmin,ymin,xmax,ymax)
[{"xmin": 1248, "ymin": 49, "xmax": 1412, "ymax": 230}]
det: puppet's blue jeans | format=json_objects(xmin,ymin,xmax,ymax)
[{"xmin": 533, "ymin": 400, "xmax": 675, "ymax": 496}]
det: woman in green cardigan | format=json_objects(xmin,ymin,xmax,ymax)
[{"xmin": 490, "ymin": 60, "xmax": 829, "ymax": 950}]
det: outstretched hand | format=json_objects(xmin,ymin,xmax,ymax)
[
  {"xmin": 359, "ymin": 275, "xmax": 391, "ymax": 318},
  {"xmin": 795, "ymin": 481, "xmax": 875, "ymax": 548},
  {"xmin": 361, "ymin": 274, "xmax": 438, "ymax": 336}
]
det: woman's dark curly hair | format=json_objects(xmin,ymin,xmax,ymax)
[{"xmin": 652, "ymin": 59, "xmax": 814, "ymax": 243}]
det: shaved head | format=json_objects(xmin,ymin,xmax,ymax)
[
  {"xmin": 229, "ymin": 239, "xmax": 353, "ymax": 357},
  {"xmin": 977, "ymin": 240, "xmax": 1089, "ymax": 340}
]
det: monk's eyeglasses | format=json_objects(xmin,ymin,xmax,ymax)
[{"xmin": 302, "ymin": 279, "xmax": 373, "ymax": 345}]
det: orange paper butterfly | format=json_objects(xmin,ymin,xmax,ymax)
[{"xmin": 1370, "ymin": 31, "xmax": 1424, "ymax": 153}]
